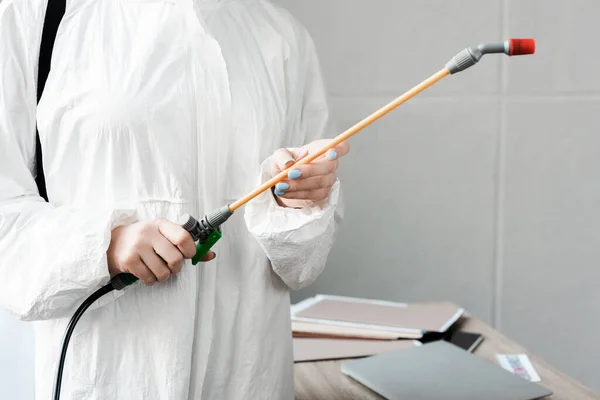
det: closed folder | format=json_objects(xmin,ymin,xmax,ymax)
[
  {"xmin": 293, "ymin": 337, "xmax": 419, "ymax": 363},
  {"xmin": 292, "ymin": 295, "xmax": 464, "ymax": 340}
]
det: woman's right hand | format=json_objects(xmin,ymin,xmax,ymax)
[{"xmin": 107, "ymin": 219, "xmax": 216, "ymax": 285}]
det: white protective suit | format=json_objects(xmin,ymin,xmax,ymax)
[{"xmin": 0, "ymin": 0, "xmax": 342, "ymax": 398}]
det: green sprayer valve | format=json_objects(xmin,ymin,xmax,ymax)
[{"xmin": 192, "ymin": 229, "xmax": 222, "ymax": 265}]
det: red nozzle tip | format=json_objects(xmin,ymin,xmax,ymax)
[{"xmin": 509, "ymin": 38, "xmax": 536, "ymax": 56}]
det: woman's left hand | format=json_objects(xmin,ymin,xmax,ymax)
[{"xmin": 271, "ymin": 139, "xmax": 350, "ymax": 208}]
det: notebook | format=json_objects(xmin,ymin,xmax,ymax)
[
  {"xmin": 292, "ymin": 321, "xmax": 412, "ymax": 340},
  {"xmin": 341, "ymin": 341, "xmax": 553, "ymax": 400},
  {"xmin": 292, "ymin": 295, "xmax": 464, "ymax": 339},
  {"xmin": 293, "ymin": 337, "xmax": 419, "ymax": 363}
]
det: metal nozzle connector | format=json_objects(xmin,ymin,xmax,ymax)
[
  {"xmin": 178, "ymin": 206, "xmax": 233, "ymax": 242},
  {"xmin": 205, "ymin": 205, "xmax": 234, "ymax": 229},
  {"xmin": 445, "ymin": 48, "xmax": 479, "ymax": 74}
]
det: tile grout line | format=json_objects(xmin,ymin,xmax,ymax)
[
  {"xmin": 330, "ymin": 94, "xmax": 600, "ymax": 102},
  {"xmin": 493, "ymin": 102, "xmax": 507, "ymax": 330},
  {"xmin": 492, "ymin": 0, "xmax": 510, "ymax": 330}
]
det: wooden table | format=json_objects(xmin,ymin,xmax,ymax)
[{"xmin": 294, "ymin": 316, "xmax": 598, "ymax": 400}]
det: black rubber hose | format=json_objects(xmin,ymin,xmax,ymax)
[{"xmin": 53, "ymin": 283, "xmax": 115, "ymax": 400}]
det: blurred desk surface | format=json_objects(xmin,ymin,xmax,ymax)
[{"xmin": 294, "ymin": 316, "xmax": 598, "ymax": 400}]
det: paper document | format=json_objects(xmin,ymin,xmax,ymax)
[{"xmin": 496, "ymin": 354, "xmax": 541, "ymax": 382}]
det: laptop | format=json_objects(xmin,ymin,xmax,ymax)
[{"xmin": 341, "ymin": 340, "xmax": 553, "ymax": 400}]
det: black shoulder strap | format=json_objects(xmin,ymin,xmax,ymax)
[{"xmin": 36, "ymin": 0, "xmax": 66, "ymax": 201}]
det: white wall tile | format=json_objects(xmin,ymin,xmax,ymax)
[
  {"xmin": 502, "ymin": 99, "xmax": 600, "ymax": 391},
  {"xmin": 506, "ymin": 0, "xmax": 600, "ymax": 94},
  {"xmin": 277, "ymin": 0, "xmax": 502, "ymax": 97}
]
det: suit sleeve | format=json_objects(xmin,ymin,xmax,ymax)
[{"xmin": 245, "ymin": 23, "xmax": 344, "ymax": 290}]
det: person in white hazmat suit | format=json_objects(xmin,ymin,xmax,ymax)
[{"xmin": 0, "ymin": 0, "xmax": 349, "ymax": 398}]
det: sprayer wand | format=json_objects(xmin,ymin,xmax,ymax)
[{"xmin": 54, "ymin": 39, "xmax": 535, "ymax": 399}]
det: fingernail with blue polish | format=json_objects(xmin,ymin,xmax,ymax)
[
  {"xmin": 288, "ymin": 169, "xmax": 302, "ymax": 179},
  {"xmin": 327, "ymin": 150, "xmax": 338, "ymax": 161},
  {"xmin": 274, "ymin": 182, "xmax": 289, "ymax": 196}
]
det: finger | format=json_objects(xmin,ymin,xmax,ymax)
[
  {"xmin": 313, "ymin": 142, "xmax": 349, "ymax": 162},
  {"xmin": 272, "ymin": 148, "xmax": 307, "ymax": 173},
  {"xmin": 283, "ymin": 159, "xmax": 338, "ymax": 181},
  {"xmin": 157, "ymin": 219, "xmax": 196, "ymax": 259},
  {"xmin": 125, "ymin": 254, "xmax": 157, "ymax": 286},
  {"xmin": 277, "ymin": 174, "xmax": 336, "ymax": 193},
  {"xmin": 140, "ymin": 248, "xmax": 171, "ymax": 283},
  {"xmin": 333, "ymin": 141, "xmax": 350, "ymax": 157},
  {"xmin": 199, "ymin": 251, "xmax": 216, "ymax": 262},
  {"xmin": 154, "ymin": 235, "xmax": 185, "ymax": 274},
  {"xmin": 277, "ymin": 188, "xmax": 331, "ymax": 202}
]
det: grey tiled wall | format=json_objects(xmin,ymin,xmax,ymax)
[{"xmin": 281, "ymin": 0, "xmax": 600, "ymax": 392}]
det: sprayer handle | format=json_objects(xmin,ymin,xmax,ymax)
[
  {"xmin": 110, "ymin": 230, "xmax": 222, "ymax": 290},
  {"xmin": 191, "ymin": 230, "xmax": 222, "ymax": 265}
]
